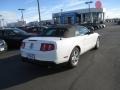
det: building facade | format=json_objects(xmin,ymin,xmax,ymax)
[
  {"xmin": 7, "ymin": 21, "xmax": 26, "ymax": 27},
  {"xmin": 53, "ymin": 8, "xmax": 105, "ymax": 24}
]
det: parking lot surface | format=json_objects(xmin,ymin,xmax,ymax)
[{"xmin": 0, "ymin": 24, "xmax": 120, "ymax": 90}]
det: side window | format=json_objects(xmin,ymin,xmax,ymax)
[
  {"xmin": 4, "ymin": 30, "xmax": 16, "ymax": 36},
  {"xmin": 78, "ymin": 27, "xmax": 89, "ymax": 36},
  {"xmin": 8, "ymin": 31, "xmax": 16, "ymax": 36}
]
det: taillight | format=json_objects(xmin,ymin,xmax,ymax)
[
  {"xmin": 40, "ymin": 43, "xmax": 55, "ymax": 51},
  {"xmin": 21, "ymin": 42, "xmax": 25, "ymax": 49}
]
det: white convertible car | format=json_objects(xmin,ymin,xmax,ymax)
[{"xmin": 20, "ymin": 25, "xmax": 100, "ymax": 67}]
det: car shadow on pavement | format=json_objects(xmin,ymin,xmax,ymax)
[{"xmin": 0, "ymin": 54, "xmax": 71, "ymax": 89}]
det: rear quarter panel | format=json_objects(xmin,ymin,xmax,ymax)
[{"xmin": 56, "ymin": 37, "xmax": 85, "ymax": 63}]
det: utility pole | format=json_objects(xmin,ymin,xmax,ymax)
[
  {"xmin": 18, "ymin": 9, "xmax": 25, "ymax": 21},
  {"xmin": 0, "ymin": 15, "xmax": 2, "ymax": 27},
  {"xmin": 85, "ymin": 1, "xmax": 93, "ymax": 23},
  {"xmin": 1, "ymin": 19, "xmax": 4, "ymax": 27},
  {"xmin": 60, "ymin": 9, "xmax": 63, "ymax": 24},
  {"xmin": 37, "ymin": 0, "xmax": 41, "ymax": 27}
]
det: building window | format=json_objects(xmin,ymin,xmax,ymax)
[{"xmin": 54, "ymin": 17, "xmax": 59, "ymax": 24}]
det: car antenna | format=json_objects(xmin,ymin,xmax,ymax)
[
  {"xmin": 60, "ymin": 36, "xmax": 62, "ymax": 40},
  {"xmin": 60, "ymin": 29, "xmax": 62, "ymax": 40}
]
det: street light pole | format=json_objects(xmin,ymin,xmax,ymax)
[
  {"xmin": 60, "ymin": 9, "xmax": 63, "ymax": 24},
  {"xmin": 37, "ymin": 0, "xmax": 41, "ymax": 27},
  {"xmin": 85, "ymin": 1, "xmax": 93, "ymax": 23},
  {"xmin": 18, "ymin": 9, "xmax": 25, "ymax": 21}
]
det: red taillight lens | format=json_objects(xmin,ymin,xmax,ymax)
[
  {"xmin": 40, "ymin": 43, "xmax": 55, "ymax": 51},
  {"xmin": 21, "ymin": 42, "xmax": 25, "ymax": 49}
]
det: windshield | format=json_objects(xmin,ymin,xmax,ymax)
[{"xmin": 40, "ymin": 28, "xmax": 68, "ymax": 37}]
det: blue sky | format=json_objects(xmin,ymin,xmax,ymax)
[{"xmin": 0, "ymin": 0, "xmax": 120, "ymax": 23}]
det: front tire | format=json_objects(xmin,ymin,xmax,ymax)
[
  {"xmin": 68, "ymin": 47, "xmax": 80, "ymax": 68},
  {"xmin": 94, "ymin": 38, "xmax": 100, "ymax": 49}
]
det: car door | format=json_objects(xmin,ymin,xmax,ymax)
[
  {"xmin": 75, "ymin": 29, "xmax": 86, "ymax": 54},
  {"xmin": 83, "ymin": 27, "xmax": 97, "ymax": 48},
  {"xmin": 0, "ymin": 30, "xmax": 3, "ymax": 39},
  {"xmin": 4, "ymin": 30, "xmax": 20, "ymax": 47},
  {"xmin": 78, "ymin": 26, "xmax": 94, "ymax": 52}
]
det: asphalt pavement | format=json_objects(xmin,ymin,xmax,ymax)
[{"xmin": 0, "ymin": 24, "xmax": 120, "ymax": 90}]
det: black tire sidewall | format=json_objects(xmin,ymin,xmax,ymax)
[
  {"xmin": 95, "ymin": 37, "xmax": 100, "ymax": 49},
  {"xmin": 68, "ymin": 47, "xmax": 80, "ymax": 68}
]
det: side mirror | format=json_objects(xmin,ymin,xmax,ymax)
[
  {"xmin": 89, "ymin": 27, "xmax": 94, "ymax": 31},
  {"xmin": 86, "ymin": 30, "xmax": 94, "ymax": 35},
  {"xmin": 86, "ymin": 27, "xmax": 94, "ymax": 34}
]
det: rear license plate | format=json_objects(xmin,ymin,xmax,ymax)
[{"xmin": 27, "ymin": 53, "xmax": 35, "ymax": 60}]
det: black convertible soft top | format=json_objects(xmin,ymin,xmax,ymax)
[{"xmin": 41, "ymin": 25, "xmax": 82, "ymax": 38}]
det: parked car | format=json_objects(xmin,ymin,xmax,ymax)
[
  {"xmin": 80, "ymin": 23, "xmax": 104, "ymax": 31},
  {"xmin": 80, "ymin": 23, "xmax": 95, "ymax": 31},
  {"xmin": 20, "ymin": 25, "xmax": 100, "ymax": 68},
  {"xmin": 101, "ymin": 24, "xmax": 106, "ymax": 28},
  {"xmin": 0, "ymin": 28, "xmax": 35, "ymax": 48},
  {"xmin": 117, "ymin": 21, "xmax": 120, "ymax": 25},
  {"xmin": 0, "ymin": 39, "xmax": 7, "ymax": 52},
  {"xmin": 18, "ymin": 26, "xmax": 47, "ymax": 35},
  {"xmin": 99, "ymin": 24, "xmax": 103, "ymax": 29}
]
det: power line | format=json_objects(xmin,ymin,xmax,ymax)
[{"xmin": 85, "ymin": 1, "xmax": 93, "ymax": 23}]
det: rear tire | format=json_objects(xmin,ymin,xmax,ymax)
[{"xmin": 68, "ymin": 47, "xmax": 80, "ymax": 68}]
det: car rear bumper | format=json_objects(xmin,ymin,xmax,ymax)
[
  {"xmin": 20, "ymin": 48, "xmax": 70, "ymax": 64},
  {"xmin": 21, "ymin": 57, "xmax": 57, "ymax": 66},
  {"xmin": 20, "ymin": 49, "xmax": 60, "ymax": 64}
]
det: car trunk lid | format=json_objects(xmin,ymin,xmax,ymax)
[{"xmin": 23, "ymin": 37, "xmax": 64, "ymax": 51}]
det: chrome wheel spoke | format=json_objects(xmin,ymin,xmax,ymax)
[
  {"xmin": 72, "ymin": 56, "xmax": 75, "ymax": 61},
  {"xmin": 76, "ymin": 57, "xmax": 79, "ymax": 61},
  {"xmin": 72, "ymin": 59, "xmax": 75, "ymax": 64},
  {"xmin": 71, "ymin": 50, "xmax": 79, "ymax": 65}
]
